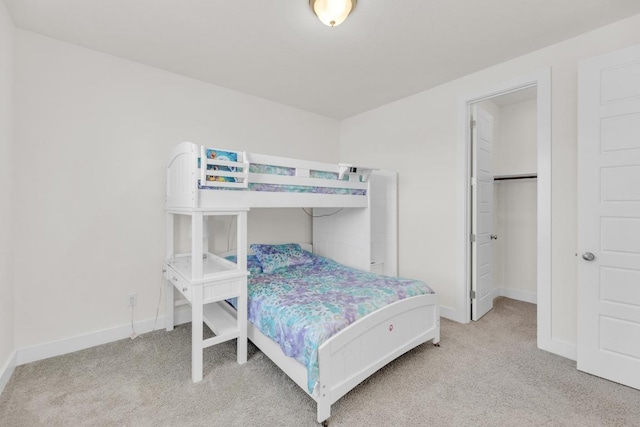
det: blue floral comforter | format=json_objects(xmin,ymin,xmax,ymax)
[{"xmin": 241, "ymin": 254, "xmax": 434, "ymax": 393}]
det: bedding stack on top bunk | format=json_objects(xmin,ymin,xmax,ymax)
[{"xmin": 166, "ymin": 142, "xmax": 373, "ymax": 209}]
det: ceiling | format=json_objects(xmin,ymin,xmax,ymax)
[{"xmin": 5, "ymin": 1, "xmax": 640, "ymax": 119}]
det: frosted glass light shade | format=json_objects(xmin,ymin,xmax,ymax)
[{"xmin": 310, "ymin": 0, "xmax": 357, "ymax": 27}]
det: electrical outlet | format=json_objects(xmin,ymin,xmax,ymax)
[{"xmin": 127, "ymin": 293, "xmax": 137, "ymax": 307}]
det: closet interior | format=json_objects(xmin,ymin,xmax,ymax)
[{"xmin": 478, "ymin": 87, "xmax": 538, "ymax": 306}]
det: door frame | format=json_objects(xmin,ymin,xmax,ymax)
[{"xmin": 456, "ymin": 69, "xmax": 563, "ymax": 357}]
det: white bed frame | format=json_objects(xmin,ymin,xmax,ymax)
[
  {"xmin": 166, "ymin": 141, "xmax": 371, "ymax": 209},
  {"xmin": 165, "ymin": 142, "xmax": 440, "ymax": 423},
  {"xmin": 253, "ymin": 295, "xmax": 438, "ymax": 423}
]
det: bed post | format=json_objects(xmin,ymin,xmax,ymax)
[
  {"xmin": 236, "ymin": 210, "xmax": 248, "ymax": 364},
  {"xmin": 433, "ymin": 298, "xmax": 441, "ymax": 345},
  {"xmin": 199, "ymin": 145, "xmax": 206, "ymax": 191},
  {"xmin": 317, "ymin": 348, "xmax": 332, "ymax": 423},
  {"xmin": 317, "ymin": 399, "xmax": 331, "ymax": 424},
  {"xmin": 191, "ymin": 212, "xmax": 204, "ymax": 279},
  {"xmin": 191, "ymin": 285, "xmax": 204, "ymax": 383},
  {"xmin": 191, "ymin": 211, "xmax": 204, "ymax": 382}
]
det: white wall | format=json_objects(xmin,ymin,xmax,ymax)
[
  {"xmin": 340, "ymin": 13, "xmax": 640, "ymax": 347},
  {"xmin": 494, "ymin": 180, "xmax": 537, "ymax": 301},
  {"xmin": 494, "ymin": 99, "xmax": 537, "ymax": 176},
  {"xmin": 493, "ymin": 98, "xmax": 537, "ymax": 302},
  {"xmin": 0, "ymin": 0, "xmax": 15, "ymax": 388},
  {"xmin": 480, "ymin": 97, "xmax": 538, "ymax": 304},
  {"xmin": 13, "ymin": 30, "xmax": 339, "ymax": 351}
]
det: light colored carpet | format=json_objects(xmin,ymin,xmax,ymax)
[{"xmin": 1, "ymin": 297, "xmax": 639, "ymax": 426}]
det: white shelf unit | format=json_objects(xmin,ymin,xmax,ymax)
[{"xmin": 164, "ymin": 207, "xmax": 249, "ymax": 383}]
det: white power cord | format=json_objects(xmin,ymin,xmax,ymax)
[
  {"xmin": 227, "ymin": 215, "xmax": 236, "ymax": 251},
  {"xmin": 301, "ymin": 208, "xmax": 344, "ymax": 218},
  {"xmin": 150, "ymin": 266, "xmax": 164, "ymax": 332},
  {"xmin": 130, "ymin": 303, "xmax": 138, "ymax": 340}
]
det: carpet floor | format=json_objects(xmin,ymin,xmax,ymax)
[{"xmin": 1, "ymin": 297, "xmax": 639, "ymax": 426}]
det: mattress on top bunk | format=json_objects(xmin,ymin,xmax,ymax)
[
  {"xmin": 227, "ymin": 247, "xmax": 434, "ymax": 394},
  {"xmin": 202, "ymin": 182, "xmax": 367, "ymax": 195},
  {"xmin": 199, "ymin": 159, "xmax": 367, "ymax": 195}
]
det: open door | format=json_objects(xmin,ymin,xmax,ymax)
[
  {"xmin": 471, "ymin": 105, "xmax": 495, "ymax": 321},
  {"xmin": 577, "ymin": 44, "xmax": 640, "ymax": 389}
]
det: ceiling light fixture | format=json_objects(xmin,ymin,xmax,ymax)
[{"xmin": 310, "ymin": 0, "xmax": 357, "ymax": 27}]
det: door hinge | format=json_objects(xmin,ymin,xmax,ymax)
[
  {"xmin": 470, "ymin": 233, "xmax": 476, "ymax": 243},
  {"xmin": 470, "ymin": 119, "xmax": 477, "ymax": 129},
  {"xmin": 470, "ymin": 290, "xmax": 476, "ymax": 299}
]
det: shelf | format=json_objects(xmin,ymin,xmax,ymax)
[
  {"xmin": 165, "ymin": 208, "xmax": 248, "ymax": 382},
  {"xmin": 202, "ymin": 302, "xmax": 239, "ymax": 348},
  {"xmin": 166, "ymin": 207, "xmax": 250, "ymax": 214},
  {"xmin": 493, "ymin": 173, "xmax": 537, "ymax": 182},
  {"xmin": 167, "ymin": 253, "xmax": 248, "ymax": 285}
]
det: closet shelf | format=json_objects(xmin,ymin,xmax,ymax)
[{"xmin": 493, "ymin": 173, "xmax": 537, "ymax": 181}]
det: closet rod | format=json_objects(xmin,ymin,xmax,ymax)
[{"xmin": 493, "ymin": 174, "xmax": 537, "ymax": 181}]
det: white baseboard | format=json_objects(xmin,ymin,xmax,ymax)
[
  {"xmin": 497, "ymin": 288, "xmax": 537, "ymax": 305},
  {"xmin": 16, "ymin": 309, "xmax": 193, "ymax": 366},
  {"xmin": 426, "ymin": 292, "xmax": 575, "ymax": 363},
  {"xmin": 442, "ymin": 288, "xmax": 537, "ymax": 324},
  {"xmin": 539, "ymin": 336, "xmax": 577, "ymax": 361},
  {"xmin": 0, "ymin": 351, "xmax": 17, "ymax": 395},
  {"xmin": 440, "ymin": 305, "xmax": 466, "ymax": 323}
]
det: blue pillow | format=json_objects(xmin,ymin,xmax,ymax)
[
  {"xmin": 225, "ymin": 255, "xmax": 263, "ymax": 275},
  {"xmin": 250, "ymin": 243, "xmax": 314, "ymax": 274},
  {"xmin": 206, "ymin": 148, "xmax": 237, "ymax": 183}
]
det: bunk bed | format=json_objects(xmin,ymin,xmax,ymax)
[{"xmin": 164, "ymin": 142, "xmax": 440, "ymax": 424}]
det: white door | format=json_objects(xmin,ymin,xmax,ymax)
[
  {"xmin": 471, "ymin": 105, "xmax": 495, "ymax": 320},
  {"xmin": 577, "ymin": 43, "xmax": 640, "ymax": 390}
]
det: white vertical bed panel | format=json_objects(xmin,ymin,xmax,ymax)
[
  {"xmin": 313, "ymin": 170, "xmax": 397, "ymax": 275},
  {"xmin": 313, "ymin": 208, "xmax": 371, "ymax": 271},
  {"xmin": 166, "ymin": 142, "xmax": 198, "ymax": 209},
  {"xmin": 369, "ymin": 170, "xmax": 398, "ymax": 276}
]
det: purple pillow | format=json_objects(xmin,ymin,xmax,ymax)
[{"xmin": 250, "ymin": 243, "xmax": 314, "ymax": 274}]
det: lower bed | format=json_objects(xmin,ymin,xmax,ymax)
[{"xmin": 225, "ymin": 252, "xmax": 440, "ymax": 423}]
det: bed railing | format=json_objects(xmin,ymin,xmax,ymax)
[
  {"xmin": 199, "ymin": 145, "xmax": 250, "ymax": 189},
  {"xmin": 198, "ymin": 145, "xmax": 371, "ymax": 192},
  {"xmin": 167, "ymin": 142, "xmax": 373, "ymax": 209}
]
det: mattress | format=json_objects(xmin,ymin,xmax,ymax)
[
  {"xmin": 198, "ymin": 162, "xmax": 367, "ymax": 195},
  {"xmin": 230, "ymin": 253, "xmax": 434, "ymax": 393}
]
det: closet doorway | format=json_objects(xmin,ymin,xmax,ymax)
[
  {"xmin": 458, "ymin": 70, "xmax": 553, "ymax": 353},
  {"xmin": 471, "ymin": 87, "xmax": 538, "ymax": 320}
]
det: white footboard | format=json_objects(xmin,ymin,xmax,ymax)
[
  {"xmin": 226, "ymin": 293, "xmax": 440, "ymax": 424},
  {"xmin": 315, "ymin": 293, "xmax": 439, "ymax": 423}
]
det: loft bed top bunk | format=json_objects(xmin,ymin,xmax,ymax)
[{"xmin": 166, "ymin": 142, "xmax": 373, "ymax": 210}]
